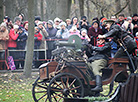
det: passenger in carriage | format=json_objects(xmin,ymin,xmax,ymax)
[{"xmin": 87, "ymin": 37, "xmax": 111, "ymax": 92}]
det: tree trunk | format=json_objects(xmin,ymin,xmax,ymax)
[
  {"xmin": 131, "ymin": 0, "xmax": 138, "ymax": 14},
  {"xmin": 79, "ymin": 0, "xmax": 84, "ymax": 17},
  {"xmin": 86, "ymin": 0, "xmax": 90, "ymax": 22},
  {"xmin": 4, "ymin": 0, "xmax": 17, "ymax": 21},
  {"xmin": 23, "ymin": 0, "xmax": 34, "ymax": 78},
  {"xmin": 34, "ymin": 0, "xmax": 38, "ymax": 16},
  {"xmin": 41, "ymin": 0, "xmax": 44, "ymax": 20},
  {"xmin": 46, "ymin": 0, "xmax": 71, "ymax": 21},
  {"xmin": 0, "ymin": 0, "xmax": 4, "ymax": 23}
]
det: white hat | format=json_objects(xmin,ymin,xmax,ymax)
[
  {"xmin": 81, "ymin": 28, "xmax": 87, "ymax": 34},
  {"xmin": 54, "ymin": 17, "xmax": 60, "ymax": 22},
  {"xmin": 13, "ymin": 25, "xmax": 19, "ymax": 29},
  {"xmin": 136, "ymin": 32, "xmax": 138, "ymax": 36},
  {"xmin": 71, "ymin": 25, "xmax": 77, "ymax": 31},
  {"xmin": 37, "ymin": 21, "xmax": 43, "ymax": 26},
  {"xmin": 59, "ymin": 22, "xmax": 66, "ymax": 27}
]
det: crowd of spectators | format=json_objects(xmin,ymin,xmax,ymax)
[{"xmin": 0, "ymin": 13, "xmax": 138, "ymax": 69}]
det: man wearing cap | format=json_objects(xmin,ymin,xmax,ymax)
[
  {"xmin": 132, "ymin": 14, "xmax": 138, "ymax": 36},
  {"xmin": 98, "ymin": 19, "xmax": 137, "ymax": 59},
  {"xmin": 87, "ymin": 37, "xmax": 111, "ymax": 92},
  {"xmin": 117, "ymin": 14, "xmax": 125, "ymax": 26}
]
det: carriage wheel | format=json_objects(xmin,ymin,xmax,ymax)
[
  {"xmin": 48, "ymin": 73, "xmax": 84, "ymax": 102},
  {"xmin": 32, "ymin": 77, "xmax": 49, "ymax": 102}
]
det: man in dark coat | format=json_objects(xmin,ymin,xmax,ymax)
[
  {"xmin": 87, "ymin": 38, "xmax": 111, "ymax": 92},
  {"xmin": 98, "ymin": 19, "xmax": 137, "ymax": 58}
]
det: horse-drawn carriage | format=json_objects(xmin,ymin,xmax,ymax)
[{"xmin": 32, "ymin": 35, "xmax": 137, "ymax": 102}]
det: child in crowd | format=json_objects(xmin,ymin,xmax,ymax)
[
  {"xmin": 80, "ymin": 28, "xmax": 90, "ymax": 44},
  {"xmin": 69, "ymin": 25, "xmax": 80, "ymax": 37}
]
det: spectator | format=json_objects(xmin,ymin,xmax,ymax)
[
  {"xmin": 80, "ymin": 28, "xmax": 90, "ymax": 44},
  {"xmin": 122, "ymin": 17, "xmax": 134, "ymax": 34},
  {"xmin": 16, "ymin": 26, "xmax": 27, "ymax": 68},
  {"xmin": 117, "ymin": 14, "xmax": 125, "ymax": 26},
  {"xmin": 34, "ymin": 27, "xmax": 43, "ymax": 60},
  {"xmin": 37, "ymin": 21, "xmax": 48, "ymax": 49},
  {"xmin": 53, "ymin": 17, "xmax": 61, "ymax": 30},
  {"xmin": 3, "ymin": 16, "xmax": 13, "ymax": 31},
  {"xmin": 56, "ymin": 22, "xmax": 69, "ymax": 39},
  {"xmin": 0, "ymin": 22, "xmax": 9, "ymax": 60},
  {"xmin": 132, "ymin": 14, "xmax": 138, "ymax": 37},
  {"xmin": 69, "ymin": 25, "xmax": 80, "ymax": 37},
  {"xmin": 3, "ymin": 16, "xmax": 10, "ymax": 23},
  {"xmin": 35, "ymin": 16, "xmax": 41, "ymax": 26},
  {"xmin": 88, "ymin": 20, "xmax": 103, "ymax": 46},
  {"xmin": 8, "ymin": 24, "xmax": 19, "ymax": 67},
  {"xmin": 18, "ymin": 13, "xmax": 24, "ymax": 24},
  {"xmin": 68, "ymin": 16, "xmax": 79, "ymax": 30},
  {"xmin": 23, "ymin": 21, "xmax": 28, "ymax": 32},
  {"xmin": 66, "ymin": 19, "xmax": 71, "ymax": 30},
  {"xmin": 79, "ymin": 16, "xmax": 90, "ymax": 31},
  {"xmin": 100, "ymin": 17, "xmax": 108, "ymax": 34},
  {"xmin": 134, "ymin": 32, "xmax": 138, "ymax": 48},
  {"xmin": 14, "ymin": 16, "xmax": 22, "ymax": 27},
  {"xmin": 46, "ymin": 20, "xmax": 57, "ymax": 59},
  {"xmin": 110, "ymin": 15, "xmax": 117, "ymax": 23}
]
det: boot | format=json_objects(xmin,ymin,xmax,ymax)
[{"xmin": 91, "ymin": 75, "xmax": 103, "ymax": 92}]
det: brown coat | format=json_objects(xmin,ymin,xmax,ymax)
[{"xmin": 0, "ymin": 29, "xmax": 9, "ymax": 50}]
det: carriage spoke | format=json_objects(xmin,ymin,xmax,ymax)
[
  {"xmin": 51, "ymin": 87, "xmax": 63, "ymax": 92},
  {"xmin": 51, "ymin": 92, "xmax": 64, "ymax": 99},
  {"xmin": 37, "ymin": 84, "xmax": 47, "ymax": 89},
  {"xmin": 53, "ymin": 80, "xmax": 63, "ymax": 89},
  {"xmin": 37, "ymin": 93, "xmax": 47, "ymax": 101},
  {"xmin": 61, "ymin": 77, "xmax": 66, "ymax": 89},
  {"xmin": 70, "ymin": 85, "xmax": 81, "ymax": 91},
  {"xmin": 66, "ymin": 76, "xmax": 69, "ymax": 88},
  {"xmin": 35, "ymin": 90, "xmax": 47, "ymax": 93},
  {"xmin": 69, "ymin": 79, "xmax": 76, "ymax": 88},
  {"xmin": 57, "ymin": 94, "xmax": 64, "ymax": 102}
]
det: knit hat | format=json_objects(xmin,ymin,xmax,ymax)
[
  {"xmin": 0, "ymin": 22, "xmax": 7, "ymax": 27},
  {"xmin": 37, "ymin": 21, "xmax": 43, "ymax": 26},
  {"xmin": 35, "ymin": 16, "xmax": 41, "ymax": 21},
  {"xmin": 136, "ymin": 32, "xmax": 138, "ymax": 36},
  {"xmin": 100, "ymin": 17, "xmax": 107, "ymax": 23},
  {"xmin": 59, "ymin": 22, "xmax": 66, "ymax": 27},
  {"xmin": 13, "ymin": 25, "xmax": 19, "ymax": 29},
  {"xmin": 126, "ymin": 17, "xmax": 132, "ymax": 21},
  {"xmin": 54, "ymin": 17, "xmax": 60, "ymax": 22},
  {"xmin": 47, "ymin": 20, "xmax": 54, "ymax": 26},
  {"xmin": 14, "ymin": 16, "xmax": 21, "ymax": 22},
  {"xmin": 133, "ymin": 14, "xmax": 138, "ymax": 17},
  {"xmin": 81, "ymin": 28, "xmax": 87, "ymax": 34}
]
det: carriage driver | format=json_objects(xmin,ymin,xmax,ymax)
[{"xmin": 87, "ymin": 37, "xmax": 111, "ymax": 92}]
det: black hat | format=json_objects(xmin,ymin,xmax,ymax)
[
  {"xmin": 118, "ymin": 14, "xmax": 125, "ymax": 17},
  {"xmin": 104, "ymin": 19, "xmax": 115, "ymax": 23},
  {"xmin": 35, "ymin": 16, "xmax": 41, "ymax": 21},
  {"xmin": 133, "ymin": 14, "xmax": 138, "ymax": 17}
]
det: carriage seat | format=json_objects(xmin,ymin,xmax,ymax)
[{"xmin": 55, "ymin": 35, "xmax": 82, "ymax": 51}]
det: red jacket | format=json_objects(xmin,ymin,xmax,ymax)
[
  {"xmin": 8, "ymin": 29, "xmax": 19, "ymax": 48},
  {"xmin": 34, "ymin": 32, "xmax": 42, "ymax": 41}
]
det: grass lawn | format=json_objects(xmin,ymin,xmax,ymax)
[
  {"xmin": 0, "ymin": 72, "xmax": 38, "ymax": 102},
  {"xmin": 0, "ymin": 72, "xmax": 119, "ymax": 102}
]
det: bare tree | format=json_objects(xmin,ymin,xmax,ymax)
[
  {"xmin": 0, "ymin": 0, "xmax": 4, "ymax": 23},
  {"xmin": 79, "ymin": 0, "xmax": 84, "ymax": 17},
  {"xmin": 23, "ymin": 0, "xmax": 34, "ymax": 78},
  {"xmin": 131, "ymin": 0, "xmax": 138, "ymax": 15}
]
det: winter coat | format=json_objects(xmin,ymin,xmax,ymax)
[
  {"xmin": 104, "ymin": 24, "xmax": 137, "ymax": 53},
  {"xmin": 34, "ymin": 32, "xmax": 42, "ymax": 47},
  {"xmin": 0, "ymin": 29, "xmax": 9, "ymax": 50},
  {"xmin": 132, "ymin": 20, "xmax": 138, "ymax": 37},
  {"xmin": 16, "ymin": 30, "xmax": 27, "ymax": 49},
  {"xmin": 56, "ymin": 28, "xmax": 69, "ymax": 39},
  {"xmin": 88, "ymin": 27, "xmax": 103, "ymax": 38},
  {"xmin": 8, "ymin": 28, "xmax": 19, "ymax": 48},
  {"xmin": 46, "ymin": 27, "xmax": 57, "ymax": 39},
  {"xmin": 122, "ymin": 21, "xmax": 134, "ymax": 34},
  {"xmin": 88, "ymin": 42, "xmax": 111, "ymax": 61}
]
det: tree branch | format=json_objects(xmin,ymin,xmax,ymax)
[{"xmin": 114, "ymin": 0, "xmax": 130, "ymax": 16}]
